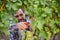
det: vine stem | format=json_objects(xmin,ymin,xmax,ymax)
[{"xmin": 0, "ymin": 0, "xmax": 5, "ymax": 11}]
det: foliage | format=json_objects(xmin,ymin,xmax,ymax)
[{"xmin": 0, "ymin": 0, "xmax": 60, "ymax": 40}]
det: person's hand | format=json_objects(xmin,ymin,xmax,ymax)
[{"xmin": 16, "ymin": 22, "xmax": 29, "ymax": 30}]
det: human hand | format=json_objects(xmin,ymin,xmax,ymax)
[{"xmin": 16, "ymin": 22, "xmax": 29, "ymax": 30}]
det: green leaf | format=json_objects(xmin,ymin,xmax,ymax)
[
  {"xmin": 49, "ymin": 20, "xmax": 55, "ymax": 28},
  {"xmin": 37, "ymin": 21, "xmax": 43, "ymax": 30},
  {"xmin": 44, "ymin": 7, "xmax": 52, "ymax": 13},
  {"xmin": 11, "ymin": 4, "xmax": 18, "ymax": 10},
  {"xmin": 40, "ymin": 30, "xmax": 47, "ymax": 39},
  {"xmin": 11, "ymin": 0, "xmax": 17, "ymax": 2}
]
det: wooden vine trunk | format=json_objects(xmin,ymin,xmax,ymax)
[
  {"xmin": 0, "ymin": 0, "xmax": 5, "ymax": 11},
  {"xmin": 0, "ymin": 32, "xmax": 9, "ymax": 40}
]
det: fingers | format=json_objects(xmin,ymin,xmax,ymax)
[
  {"xmin": 16, "ymin": 22, "xmax": 29, "ymax": 30},
  {"xmin": 16, "ymin": 23, "xmax": 24, "ymax": 30}
]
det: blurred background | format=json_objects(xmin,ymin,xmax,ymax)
[{"xmin": 0, "ymin": 0, "xmax": 60, "ymax": 40}]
